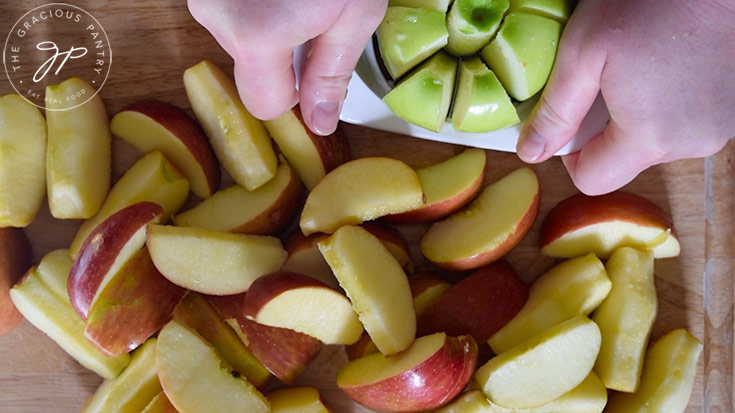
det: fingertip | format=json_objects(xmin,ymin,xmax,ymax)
[
  {"xmin": 233, "ymin": 56, "xmax": 298, "ymax": 121},
  {"xmin": 306, "ymin": 100, "xmax": 341, "ymax": 136},
  {"xmin": 516, "ymin": 126, "xmax": 550, "ymax": 163}
]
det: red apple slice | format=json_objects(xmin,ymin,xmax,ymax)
[
  {"xmin": 267, "ymin": 386, "xmax": 332, "ymax": 412},
  {"xmin": 421, "ymin": 167, "xmax": 540, "ymax": 270},
  {"xmin": 385, "ymin": 148, "xmax": 487, "ymax": 224},
  {"xmin": 418, "ymin": 260, "xmax": 528, "ymax": 344},
  {"xmin": 110, "ymin": 100, "xmax": 220, "ymax": 198},
  {"xmin": 409, "ymin": 273, "xmax": 451, "ymax": 317},
  {"xmin": 337, "ymin": 332, "xmax": 478, "ymax": 412},
  {"xmin": 242, "ymin": 272, "xmax": 363, "ymax": 345},
  {"xmin": 264, "ymin": 105, "xmax": 351, "ymax": 190},
  {"xmin": 68, "ymin": 202, "xmax": 164, "ymax": 320},
  {"xmin": 0, "ymin": 227, "xmax": 31, "ymax": 336},
  {"xmin": 540, "ymin": 191, "xmax": 680, "ymax": 259}
]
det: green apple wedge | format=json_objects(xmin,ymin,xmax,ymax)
[
  {"xmin": 481, "ymin": 12, "xmax": 561, "ymax": 101},
  {"xmin": 388, "ymin": 0, "xmax": 453, "ymax": 12},
  {"xmin": 452, "ymin": 57, "xmax": 519, "ymax": 132},
  {"xmin": 509, "ymin": 0, "xmax": 574, "ymax": 23},
  {"xmin": 383, "ymin": 52, "xmax": 458, "ymax": 132},
  {"xmin": 446, "ymin": 0, "xmax": 509, "ymax": 56},
  {"xmin": 377, "ymin": 7, "xmax": 449, "ymax": 80}
]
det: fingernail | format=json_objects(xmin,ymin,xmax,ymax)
[
  {"xmin": 311, "ymin": 101, "xmax": 341, "ymax": 135},
  {"xmin": 518, "ymin": 129, "xmax": 546, "ymax": 162}
]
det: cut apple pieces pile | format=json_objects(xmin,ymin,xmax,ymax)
[
  {"xmin": 378, "ymin": 0, "xmax": 567, "ymax": 132},
  {"xmin": 0, "ymin": 59, "xmax": 700, "ymax": 412}
]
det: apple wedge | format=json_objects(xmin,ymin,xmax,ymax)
[
  {"xmin": 540, "ymin": 191, "xmax": 681, "ymax": 259},
  {"xmin": 409, "ymin": 273, "xmax": 451, "ymax": 317},
  {"xmin": 606, "ymin": 329, "xmax": 703, "ymax": 413},
  {"xmin": 82, "ymin": 338, "xmax": 161, "ymax": 413},
  {"xmin": 242, "ymin": 272, "xmax": 363, "ymax": 345},
  {"xmin": 319, "ymin": 225, "xmax": 416, "ymax": 354},
  {"xmin": 481, "ymin": 13, "xmax": 562, "ymax": 101},
  {"xmin": 0, "ymin": 227, "xmax": 31, "ymax": 336},
  {"xmin": 337, "ymin": 332, "xmax": 478, "ymax": 412},
  {"xmin": 476, "ymin": 316, "xmax": 601, "ymax": 409},
  {"xmin": 385, "ymin": 148, "xmax": 487, "ymax": 224},
  {"xmin": 147, "ymin": 225, "xmax": 286, "ymax": 295},
  {"xmin": 593, "ymin": 247, "xmax": 657, "ymax": 392},
  {"xmin": 377, "ymin": 7, "xmax": 449, "ymax": 79},
  {"xmin": 264, "ymin": 105, "xmax": 351, "ymax": 190},
  {"xmin": 509, "ymin": 0, "xmax": 573, "ymax": 23},
  {"xmin": 69, "ymin": 150, "xmax": 190, "ymax": 258},
  {"xmin": 388, "ymin": 0, "xmax": 452, "ymax": 12},
  {"xmin": 421, "ymin": 167, "xmax": 540, "ymax": 270},
  {"xmin": 267, "ymin": 387, "xmax": 331, "ymax": 413},
  {"xmin": 173, "ymin": 292, "xmax": 272, "ymax": 389},
  {"xmin": 488, "ymin": 253, "xmax": 611, "ymax": 353},
  {"xmin": 300, "ymin": 157, "xmax": 425, "ymax": 235},
  {"xmin": 156, "ymin": 320, "xmax": 270, "ymax": 413},
  {"xmin": 141, "ymin": 392, "xmax": 177, "ymax": 413},
  {"xmin": 383, "ymin": 51, "xmax": 458, "ymax": 132},
  {"xmin": 46, "ymin": 77, "xmax": 111, "ymax": 219},
  {"xmin": 345, "ymin": 333, "xmax": 380, "ymax": 360},
  {"xmin": 446, "ymin": 0, "xmax": 508, "ymax": 56},
  {"xmin": 68, "ymin": 202, "xmax": 164, "ymax": 320},
  {"xmin": 418, "ymin": 260, "xmax": 528, "ymax": 344},
  {"xmin": 0, "ymin": 94, "xmax": 47, "ymax": 227},
  {"xmin": 174, "ymin": 162, "xmax": 303, "ymax": 235},
  {"xmin": 9, "ymin": 250, "xmax": 130, "ymax": 379},
  {"xmin": 110, "ymin": 100, "xmax": 220, "ymax": 197},
  {"xmin": 184, "ymin": 60, "xmax": 277, "ymax": 190}
]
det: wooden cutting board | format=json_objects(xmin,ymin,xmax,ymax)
[{"xmin": 0, "ymin": 1, "xmax": 732, "ymax": 412}]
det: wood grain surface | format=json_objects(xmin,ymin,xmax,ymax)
[{"xmin": 0, "ymin": 1, "xmax": 732, "ymax": 412}]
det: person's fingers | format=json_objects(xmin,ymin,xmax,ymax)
[
  {"xmin": 232, "ymin": 48, "xmax": 299, "ymax": 121},
  {"xmin": 299, "ymin": 1, "xmax": 387, "ymax": 135}
]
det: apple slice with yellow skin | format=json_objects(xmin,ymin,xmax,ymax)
[
  {"xmin": 409, "ymin": 273, "xmax": 451, "ymax": 317},
  {"xmin": 488, "ymin": 253, "xmax": 611, "ymax": 353},
  {"xmin": 264, "ymin": 105, "xmax": 351, "ymax": 190},
  {"xmin": 69, "ymin": 150, "xmax": 190, "ymax": 259},
  {"xmin": 300, "ymin": 157, "xmax": 425, "ymax": 235},
  {"xmin": 593, "ymin": 247, "xmax": 657, "ymax": 392},
  {"xmin": 476, "ymin": 316, "xmax": 601, "ymax": 409},
  {"xmin": 208, "ymin": 293, "xmax": 322, "ymax": 384},
  {"xmin": 606, "ymin": 329, "xmax": 703, "ymax": 413},
  {"xmin": 0, "ymin": 95, "xmax": 47, "ymax": 227},
  {"xmin": 421, "ymin": 167, "xmax": 540, "ymax": 271},
  {"xmin": 147, "ymin": 225, "xmax": 286, "ymax": 295},
  {"xmin": 173, "ymin": 292, "xmax": 271, "ymax": 389},
  {"xmin": 319, "ymin": 225, "xmax": 416, "ymax": 355},
  {"xmin": 184, "ymin": 60, "xmax": 277, "ymax": 190},
  {"xmin": 267, "ymin": 387, "xmax": 331, "ymax": 413},
  {"xmin": 81, "ymin": 338, "xmax": 161, "ymax": 413},
  {"xmin": 540, "ymin": 191, "xmax": 681, "ymax": 259},
  {"xmin": 173, "ymin": 162, "xmax": 304, "ymax": 235},
  {"xmin": 110, "ymin": 100, "xmax": 219, "ymax": 198},
  {"xmin": 141, "ymin": 392, "xmax": 177, "ymax": 413},
  {"xmin": 68, "ymin": 202, "xmax": 163, "ymax": 320},
  {"xmin": 9, "ymin": 250, "xmax": 130, "ymax": 379},
  {"xmin": 338, "ymin": 332, "xmax": 478, "ymax": 412},
  {"xmin": 0, "ymin": 227, "xmax": 31, "ymax": 336},
  {"xmin": 384, "ymin": 148, "xmax": 487, "ymax": 224},
  {"xmin": 156, "ymin": 320, "xmax": 270, "ymax": 413},
  {"xmin": 46, "ymin": 77, "xmax": 111, "ymax": 219},
  {"xmin": 242, "ymin": 272, "xmax": 363, "ymax": 345}
]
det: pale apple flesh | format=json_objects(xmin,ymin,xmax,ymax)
[
  {"xmin": 267, "ymin": 386, "xmax": 331, "ymax": 413},
  {"xmin": 510, "ymin": 0, "xmax": 573, "ymax": 23},
  {"xmin": 110, "ymin": 100, "xmax": 220, "ymax": 198},
  {"xmin": 0, "ymin": 94, "xmax": 47, "ymax": 227},
  {"xmin": 476, "ymin": 316, "xmax": 601, "ymax": 409},
  {"xmin": 388, "ymin": 0, "xmax": 452, "ymax": 12},
  {"xmin": 488, "ymin": 253, "xmax": 611, "ymax": 354},
  {"xmin": 337, "ymin": 332, "xmax": 478, "ymax": 412},
  {"xmin": 0, "ymin": 227, "xmax": 31, "ymax": 336},
  {"xmin": 446, "ymin": 0, "xmax": 508, "ymax": 56},
  {"xmin": 140, "ymin": 392, "xmax": 177, "ymax": 413}
]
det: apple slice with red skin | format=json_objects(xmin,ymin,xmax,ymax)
[
  {"xmin": 68, "ymin": 202, "xmax": 163, "ymax": 320},
  {"xmin": 417, "ymin": 260, "xmax": 528, "ymax": 344},
  {"xmin": 110, "ymin": 100, "xmax": 220, "ymax": 198},
  {"xmin": 208, "ymin": 293, "xmax": 321, "ymax": 384},
  {"xmin": 0, "ymin": 227, "xmax": 31, "ymax": 336},
  {"xmin": 540, "ymin": 191, "xmax": 680, "ymax": 259},
  {"xmin": 337, "ymin": 332, "xmax": 478, "ymax": 412},
  {"xmin": 267, "ymin": 386, "xmax": 332, "ymax": 412}
]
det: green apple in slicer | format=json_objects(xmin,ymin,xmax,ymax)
[
  {"xmin": 510, "ymin": 0, "xmax": 573, "ymax": 23},
  {"xmin": 388, "ymin": 0, "xmax": 454, "ymax": 12},
  {"xmin": 446, "ymin": 0, "xmax": 509, "ymax": 56}
]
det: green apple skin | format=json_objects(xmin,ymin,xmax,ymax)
[
  {"xmin": 452, "ymin": 57, "xmax": 519, "ymax": 132},
  {"xmin": 510, "ymin": 0, "xmax": 574, "ymax": 23},
  {"xmin": 383, "ymin": 52, "xmax": 458, "ymax": 132},
  {"xmin": 377, "ymin": 7, "xmax": 449, "ymax": 80},
  {"xmin": 446, "ymin": 0, "xmax": 509, "ymax": 56},
  {"xmin": 388, "ymin": 0, "xmax": 453, "ymax": 12},
  {"xmin": 481, "ymin": 12, "xmax": 562, "ymax": 101}
]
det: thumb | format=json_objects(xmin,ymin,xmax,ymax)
[
  {"xmin": 299, "ymin": 1, "xmax": 387, "ymax": 136},
  {"xmin": 232, "ymin": 47, "xmax": 299, "ymax": 121},
  {"xmin": 516, "ymin": 26, "xmax": 606, "ymax": 163}
]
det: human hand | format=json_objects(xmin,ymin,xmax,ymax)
[
  {"xmin": 516, "ymin": 0, "xmax": 735, "ymax": 195},
  {"xmin": 188, "ymin": 0, "xmax": 388, "ymax": 135}
]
